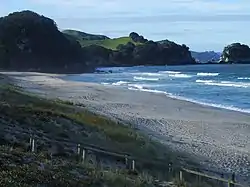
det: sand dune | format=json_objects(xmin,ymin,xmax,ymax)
[{"xmin": 4, "ymin": 72, "xmax": 250, "ymax": 183}]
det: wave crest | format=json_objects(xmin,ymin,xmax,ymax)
[
  {"xmin": 132, "ymin": 72, "xmax": 162, "ymax": 76},
  {"xmin": 134, "ymin": 76, "xmax": 160, "ymax": 81},
  {"xmin": 238, "ymin": 77, "xmax": 250, "ymax": 80},
  {"xmin": 169, "ymin": 74, "xmax": 192, "ymax": 78},
  {"xmin": 197, "ymin": 72, "xmax": 219, "ymax": 76},
  {"xmin": 159, "ymin": 71, "xmax": 181, "ymax": 74},
  {"xmin": 112, "ymin": 81, "xmax": 129, "ymax": 86},
  {"xmin": 196, "ymin": 80, "xmax": 250, "ymax": 88},
  {"xmin": 196, "ymin": 80, "xmax": 214, "ymax": 83}
]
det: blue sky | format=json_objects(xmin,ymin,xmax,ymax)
[{"xmin": 1, "ymin": 0, "xmax": 250, "ymax": 51}]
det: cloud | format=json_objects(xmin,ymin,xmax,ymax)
[
  {"xmin": 0, "ymin": 0, "xmax": 248, "ymax": 19},
  {"xmin": 29, "ymin": 0, "xmax": 250, "ymax": 15},
  {"xmin": 1, "ymin": 0, "xmax": 250, "ymax": 51}
]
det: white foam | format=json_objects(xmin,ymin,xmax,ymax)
[
  {"xmin": 202, "ymin": 81, "xmax": 249, "ymax": 88},
  {"xmin": 101, "ymin": 82, "xmax": 110, "ymax": 85},
  {"xmin": 128, "ymin": 87, "xmax": 167, "ymax": 94},
  {"xmin": 128, "ymin": 84, "xmax": 144, "ymax": 90},
  {"xmin": 197, "ymin": 73, "xmax": 219, "ymax": 76},
  {"xmin": 112, "ymin": 81, "xmax": 129, "ymax": 86},
  {"xmin": 196, "ymin": 80, "xmax": 214, "ymax": 83},
  {"xmin": 197, "ymin": 79, "xmax": 250, "ymax": 88},
  {"xmin": 238, "ymin": 77, "xmax": 250, "ymax": 80},
  {"xmin": 134, "ymin": 76, "xmax": 160, "ymax": 81},
  {"xmin": 168, "ymin": 95, "xmax": 250, "ymax": 114},
  {"xmin": 168, "ymin": 74, "xmax": 192, "ymax": 78},
  {"xmin": 132, "ymin": 72, "xmax": 162, "ymax": 76},
  {"xmin": 127, "ymin": 86, "xmax": 250, "ymax": 114},
  {"xmin": 159, "ymin": 71, "xmax": 181, "ymax": 74}
]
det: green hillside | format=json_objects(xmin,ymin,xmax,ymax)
[
  {"xmin": 63, "ymin": 30, "xmax": 142, "ymax": 50},
  {"xmin": 63, "ymin": 29, "xmax": 110, "ymax": 40},
  {"xmin": 82, "ymin": 37, "xmax": 141, "ymax": 50}
]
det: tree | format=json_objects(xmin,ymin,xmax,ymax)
[
  {"xmin": 129, "ymin": 32, "xmax": 147, "ymax": 43},
  {"xmin": 0, "ymin": 10, "xmax": 85, "ymax": 71}
]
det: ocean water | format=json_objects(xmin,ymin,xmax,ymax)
[{"xmin": 65, "ymin": 64, "xmax": 250, "ymax": 113}]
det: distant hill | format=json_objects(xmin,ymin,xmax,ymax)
[{"xmin": 191, "ymin": 51, "xmax": 221, "ymax": 63}]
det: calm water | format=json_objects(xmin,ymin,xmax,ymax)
[{"xmin": 65, "ymin": 64, "xmax": 250, "ymax": 113}]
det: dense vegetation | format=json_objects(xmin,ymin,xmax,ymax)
[
  {"xmin": 114, "ymin": 41, "xmax": 195, "ymax": 66},
  {"xmin": 66, "ymin": 30, "xmax": 195, "ymax": 66},
  {"xmin": 220, "ymin": 43, "xmax": 250, "ymax": 63},
  {"xmin": 0, "ymin": 10, "xmax": 196, "ymax": 73},
  {"xmin": 0, "ymin": 11, "xmax": 86, "ymax": 72}
]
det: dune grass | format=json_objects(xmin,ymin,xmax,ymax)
[
  {"xmin": 0, "ymin": 145, "xmax": 153, "ymax": 187},
  {"xmin": 0, "ymin": 76, "xmax": 220, "ymax": 187},
  {"xmin": 0, "ymin": 76, "xmax": 177, "ymax": 186},
  {"xmin": 0, "ymin": 78, "xmax": 172, "ymax": 162}
]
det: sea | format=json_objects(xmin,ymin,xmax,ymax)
[{"xmin": 65, "ymin": 64, "xmax": 250, "ymax": 113}]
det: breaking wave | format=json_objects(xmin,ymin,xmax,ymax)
[
  {"xmin": 197, "ymin": 72, "xmax": 219, "ymax": 76},
  {"xmin": 134, "ymin": 76, "xmax": 160, "ymax": 81},
  {"xmin": 168, "ymin": 74, "xmax": 192, "ymax": 78},
  {"xmin": 196, "ymin": 80, "xmax": 250, "ymax": 88}
]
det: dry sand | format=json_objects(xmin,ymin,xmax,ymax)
[{"xmin": 3, "ymin": 72, "xmax": 250, "ymax": 182}]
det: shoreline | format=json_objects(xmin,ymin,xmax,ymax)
[
  {"xmin": 3, "ymin": 71, "xmax": 250, "ymax": 183},
  {"xmin": 116, "ymin": 84, "xmax": 250, "ymax": 115}
]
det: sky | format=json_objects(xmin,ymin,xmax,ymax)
[{"xmin": 1, "ymin": 0, "xmax": 250, "ymax": 51}]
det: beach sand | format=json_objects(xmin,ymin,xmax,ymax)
[{"xmin": 3, "ymin": 72, "xmax": 250, "ymax": 182}]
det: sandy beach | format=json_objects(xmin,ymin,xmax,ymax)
[{"xmin": 3, "ymin": 72, "xmax": 250, "ymax": 181}]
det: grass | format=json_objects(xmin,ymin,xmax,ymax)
[
  {"xmin": 80, "ymin": 37, "xmax": 139, "ymax": 50},
  {"xmin": 0, "ymin": 146, "xmax": 153, "ymax": 187},
  {"xmin": 63, "ymin": 29, "xmax": 144, "ymax": 50},
  {"xmin": 66, "ymin": 35, "xmax": 141, "ymax": 50}
]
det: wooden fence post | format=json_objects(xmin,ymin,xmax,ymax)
[
  {"xmin": 168, "ymin": 162, "xmax": 173, "ymax": 180},
  {"xmin": 31, "ymin": 138, "xmax": 35, "ymax": 153},
  {"xmin": 131, "ymin": 160, "xmax": 135, "ymax": 171},
  {"xmin": 77, "ymin": 144, "xmax": 80, "ymax": 155},
  {"xmin": 29, "ymin": 137, "xmax": 32, "ymax": 147},
  {"xmin": 82, "ymin": 149, "xmax": 86, "ymax": 163},
  {"xmin": 125, "ymin": 155, "xmax": 129, "ymax": 169},
  {"xmin": 179, "ymin": 170, "xmax": 183, "ymax": 181}
]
